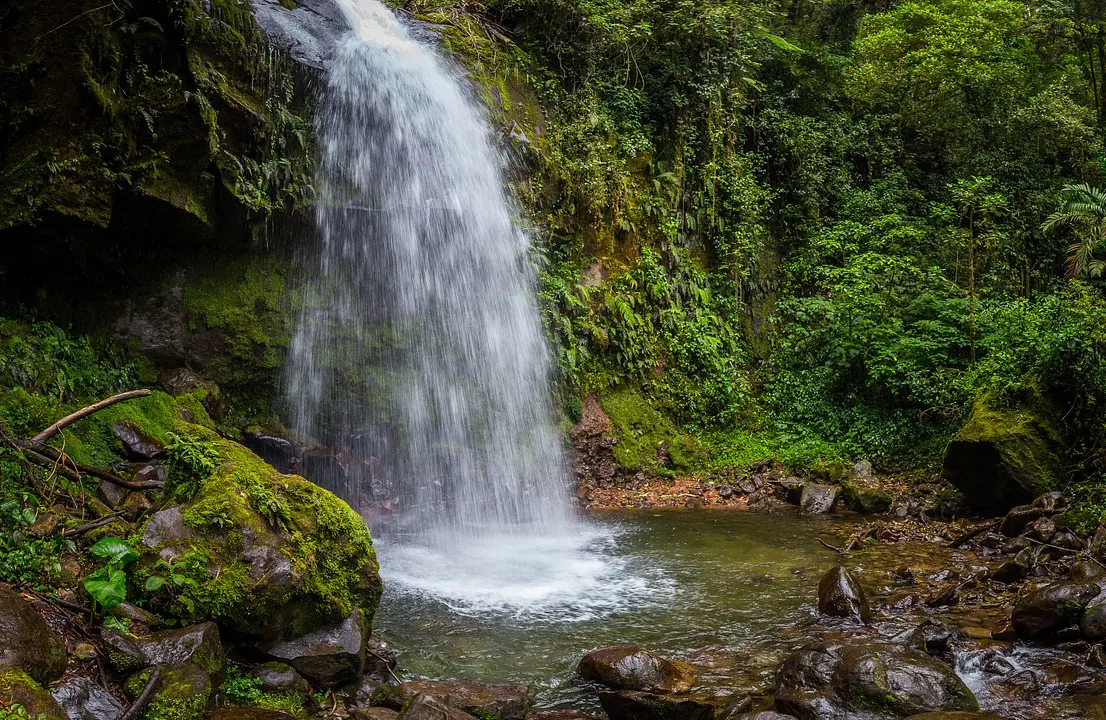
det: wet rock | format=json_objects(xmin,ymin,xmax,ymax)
[
  {"xmin": 925, "ymin": 583, "xmax": 959, "ymax": 608},
  {"xmin": 243, "ymin": 427, "xmax": 298, "ymax": 474},
  {"xmin": 141, "ymin": 506, "xmax": 195, "ymax": 560},
  {"xmin": 891, "ymin": 619, "xmax": 953, "ymax": 655},
  {"xmin": 1053, "ymin": 530, "xmax": 1084, "ymax": 552},
  {"xmin": 1028, "ymin": 515, "xmax": 1056, "ymax": 542},
  {"xmin": 0, "ymin": 668, "xmax": 67, "ymax": 720},
  {"xmin": 816, "ymin": 567, "xmax": 870, "ymax": 623},
  {"xmin": 0, "ymin": 586, "xmax": 67, "ymax": 684},
  {"xmin": 51, "ymin": 676, "xmax": 126, "ymax": 720},
  {"xmin": 1089, "ymin": 644, "xmax": 1106, "ymax": 669},
  {"xmin": 128, "ymin": 663, "xmax": 211, "ymax": 720},
  {"xmin": 718, "ymin": 486, "xmax": 734, "ymax": 499},
  {"xmin": 578, "ymin": 647, "xmax": 694, "ymax": 694},
  {"xmin": 1083, "ymin": 598, "xmax": 1106, "ymax": 641},
  {"xmin": 988, "ymin": 669, "xmax": 1039, "ymax": 702},
  {"xmin": 901, "ymin": 714, "xmax": 1004, "ymax": 720},
  {"xmin": 99, "ymin": 479, "xmax": 129, "ymax": 507},
  {"xmin": 263, "ymin": 608, "xmax": 366, "ymax": 688},
  {"xmin": 774, "ymin": 478, "xmax": 805, "ymax": 505},
  {"xmin": 102, "ymin": 622, "xmax": 224, "ymax": 676},
  {"xmin": 207, "ymin": 710, "xmax": 299, "ymax": 720},
  {"xmin": 731, "ymin": 714, "xmax": 798, "ymax": 720},
  {"xmin": 1012, "ymin": 582, "xmax": 1100, "ymax": 638},
  {"xmin": 401, "ymin": 695, "xmax": 480, "ymax": 720},
  {"xmin": 121, "ymin": 490, "xmax": 153, "ymax": 519},
  {"xmin": 1033, "ymin": 491, "xmax": 1067, "ymax": 513},
  {"xmin": 133, "ymin": 463, "xmax": 168, "ymax": 486},
  {"xmin": 598, "ymin": 691, "xmax": 716, "ymax": 720},
  {"xmin": 525, "ymin": 712, "xmax": 603, "ymax": 720},
  {"xmin": 988, "ymin": 558, "xmax": 1027, "ymax": 584},
  {"xmin": 940, "ymin": 391, "xmax": 1061, "ymax": 514},
  {"xmin": 253, "ymin": 661, "xmax": 310, "ymax": 698},
  {"xmin": 774, "ymin": 641, "xmax": 979, "ymax": 719},
  {"xmin": 1035, "ymin": 656, "xmax": 1106, "ymax": 694},
  {"xmin": 107, "ymin": 601, "xmax": 157, "ymax": 629},
  {"xmin": 397, "ymin": 680, "xmax": 531, "ymax": 720},
  {"xmin": 249, "ymin": 0, "xmax": 351, "ymax": 70},
  {"xmin": 799, "ymin": 485, "xmax": 839, "ymax": 515},
  {"xmin": 990, "ymin": 621, "xmax": 1017, "ymax": 641},
  {"xmin": 1001, "ymin": 505, "xmax": 1045, "ymax": 536},
  {"xmin": 113, "ymin": 420, "xmax": 166, "ymax": 460},
  {"xmin": 349, "ymin": 709, "xmax": 402, "ymax": 720}
]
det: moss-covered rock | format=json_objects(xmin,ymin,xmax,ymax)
[
  {"xmin": 0, "ymin": 668, "xmax": 68, "ymax": 720},
  {"xmin": 126, "ymin": 663, "xmax": 212, "ymax": 720},
  {"xmin": 135, "ymin": 422, "xmax": 381, "ymax": 641},
  {"xmin": 599, "ymin": 388, "xmax": 708, "ymax": 474},
  {"xmin": 0, "ymin": 586, "xmax": 67, "ymax": 685},
  {"xmin": 941, "ymin": 389, "xmax": 1063, "ymax": 514}
]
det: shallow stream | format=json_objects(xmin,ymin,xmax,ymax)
[{"xmin": 374, "ymin": 510, "xmax": 843, "ymax": 707}]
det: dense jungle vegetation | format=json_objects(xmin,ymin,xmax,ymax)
[
  {"xmin": 3, "ymin": 0, "xmax": 1106, "ymax": 507},
  {"xmin": 433, "ymin": 0, "xmax": 1106, "ymax": 484}
]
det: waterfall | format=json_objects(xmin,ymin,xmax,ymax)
[{"xmin": 285, "ymin": 0, "xmax": 572, "ymax": 540}]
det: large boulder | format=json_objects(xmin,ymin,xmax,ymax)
[
  {"xmin": 941, "ymin": 391, "xmax": 1062, "ymax": 514},
  {"xmin": 578, "ymin": 647, "xmax": 694, "ymax": 693},
  {"xmin": 775, "ymin": 641, "xmax": 978, "ymax": 719},
  {"xmin": 816, "ymin": 567, "xmax": 870, "ymax": 623},
  {"xmin": 263, "ymin": 608, "xmax": 367, "ymax": 688},
  {"xmin": 799, "ymin": 485, "xmax": 839, "ymax": 515},
  {"xmin": 102, "ymin": 622, "xmax": 224, "ymax": 677},
  {"xmin": 400, "ymin": 695, "xmax": 480, "ymax": 720},
  {"xmin": 0, "ymin": 668, "xmax": 68, "ymax": 720},
  {"xmin": 396, "ymin": 680, "xmax": 532, "ymax": 720},
  {"xmin": 0, "ymin": 586, "xmax": 67, "ymax": 685},
  {"xmin": 1011, "ymin": 582, "xmax": 1100, "ymax": 638},
  {"xmin": 135, "ymin": 423, "xmax": 382, "ymax": 643}
]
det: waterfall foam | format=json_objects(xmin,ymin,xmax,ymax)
[{"xmin": 285, "ymin": 0, "xmax": 623, "ymax": 613}]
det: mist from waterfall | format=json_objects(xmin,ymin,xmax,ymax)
[{"xmin": 285, "ymin": 0, "xmax": 573, "ymax": 548}]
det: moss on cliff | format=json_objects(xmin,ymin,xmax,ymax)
[{"xmin": 599, "ymin": 387, "xmax": 708, "ymax": 473}]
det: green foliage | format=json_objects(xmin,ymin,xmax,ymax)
[
  {"xmin": 84, "ymin": 536, "xmax": 139, "ymax": 610},
  {"xmin": 0, "ymin": 491, "xmax": 66, "ymax": 589},
  {"xmin": 1042, "ymin": 182, "xmax": 1106, "ymax": 278},
  {"xmin": 143, "ymin": 548, "xmax": 209, "ymax": 617},
  {"xmin": 0, "ymin": 705, "xmax": 43, "ymax": 720},
  {"xmin": 166, "ymin": 431, "xmax": 220, "ymax": 497}
]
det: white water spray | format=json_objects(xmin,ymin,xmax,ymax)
[{"xmin": 286, "ymin": 0, "xmax": 639, "ymax": 614}]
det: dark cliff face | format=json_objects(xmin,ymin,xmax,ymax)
[{"xmin": 0, "ymin": 0, "xmax": 325, "ymax": 303}]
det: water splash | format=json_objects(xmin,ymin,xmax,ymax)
[{"xmin": 286, "ymin": 0, "xmax": 571, "ymax": 545}]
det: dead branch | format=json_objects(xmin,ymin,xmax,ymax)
[
  {"xmin": 120, "ymin": 666, "xmax": 163, "ymax": 720},
  {"xmin": 30, "ymin": 389, "xmax": 151, "ymax": 446},
  {"xmin": 17, "ymin": 441, "xmax": 162, "ymax": 490},
  {"xmin": 63, "ymin": 511, "xmax": 127, "ymax": 538},
  {"xmin": 816, "ymin": 537, "xmax": 844, "ymax": 554},
  {"xmin": 947, "ymin": 519, "xmax": 1001, "ymax": 548}
]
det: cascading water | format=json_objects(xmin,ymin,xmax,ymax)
[{"xmin": 286, "ymin": 0, "xmax": 661, "ymax": 617}]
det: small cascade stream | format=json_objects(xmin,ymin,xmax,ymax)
[{"xmin": 285, "ymin": 0, "xmax": 637, "ymax": 616}]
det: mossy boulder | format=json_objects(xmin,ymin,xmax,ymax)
[
  {"xmin": 941, "ymin": 390, "xmax": 1063, "ymax": 514},
  {"xmin": 135, "ymin": 423, "xmax": 381, "ymax": 642},
  {"xmin": 0, "ymin": 668, "xmax": 68, "ymax": 720},
  {"xmin": 125, "ymin": 663, "xmax": 212, "ymax": 720},
  {"xmin": 0, "ymin": 586, "xmax": 67, "ymax": 685},
  {"xmin": 599, "ymin": 388, "xmax": 708, "ymax": 473},
  {"xmin": 102, "ymin": 622, "xmax": 225, "ymax": 679}
]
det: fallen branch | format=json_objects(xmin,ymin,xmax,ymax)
[
  {"xmin": 62, "ymin": 511, "xmax": 127, "ymax": 538},
  {"xmin": 368, "ymin": 649, "xmax": 402, "ymax": 684},
  {"xmin": 120, "ymin": 666, "xmax": 163, "ymax": 720},
  {"xmin": 948, "ymin": 519, "xmax": 1001, "ymax": 548},
  {"xmin": 24, "ymin": 588, "xmax": 93, "ymax": 617},
  {"xmin": 18, "ymin": 442, "xmax": 162, "ymax": 490},
  {"xmin": 817, "ymin": 537, "xmax": 845, "ymax": 554},
  {"xmin": 31, "ymin": 389, "xmax": 151, "ymax": 445}
]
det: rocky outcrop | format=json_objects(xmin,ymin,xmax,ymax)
[
  {"xmin": 941, "ymin": 391, "xmax": 1062, "ymax": 514},
  {"xmin": 774, "ymin": 641, "xmax": 979, "ymax": 719},
  {"xmin": 578, "ymin": 647, "xmax": 694, "ymax": 694},
  {"xmin": 0, "ymin": 586, "xmax": 67, "ymax": 685},
  {"xmin": 125, "ymin": 663, "xmax": 212, "ymax": 720}
]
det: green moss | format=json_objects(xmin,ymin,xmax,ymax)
[
  {"xmin": 135, "ymin": 423, "xmax": 381, "ymax": 639},
  {"xmin": 0, "ymin": 668, "xmax": 66, "ymax": 720},
  {"xmin": 60, "ymin": 391, "xmax": 179, "ymax": 468},
  {"xmin": 599, "ymin": 387, "xmax": 708, "ymax": 473}
]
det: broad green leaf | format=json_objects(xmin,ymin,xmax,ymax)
[
  {"xmin": 85, "ymin": 569, "xmax": 127, "ymax": 609},
  {"xmin": 89, "ymin": 537, "xmax": 139, "ymax": 567},
  {"xmin": 145, "ymin": 575, "xmax": 165, "ymax": 592}
]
